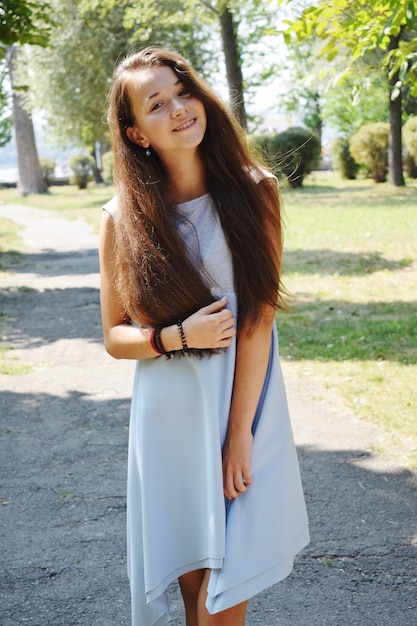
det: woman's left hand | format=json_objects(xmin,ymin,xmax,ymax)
[{"xmin": 222, "ymin": 428, "xmax": 253, "ymax": 500}]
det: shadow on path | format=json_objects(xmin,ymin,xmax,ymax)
[
  {"xmin": 0, "ymin": 248, "xmax": 99, "ymax": 278},
  {"xmin": 0, "ymin": 285, "xmax": 101, "ymax": 347},
  {"xmin": 1, "ymin": 388, "xmax": 416, "ymax": 626}
]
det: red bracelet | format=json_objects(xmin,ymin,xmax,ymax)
[{"xmin": 150, "ymin": 328, "xmax": 162, "ymax": 355}]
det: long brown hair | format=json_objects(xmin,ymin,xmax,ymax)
[{"xmin": 107, "ymin": 47, "xmax": 284, "ymax": 352}]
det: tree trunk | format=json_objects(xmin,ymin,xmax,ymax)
[
  {"xmin": 6, "ymin": 45, "xmax": 48, "ymax": 195},
  {"xmin": 219, "ymin": 8, "xmax": 248, "ymax": 130},
  {"xmin": 313, "ymin": 92, "xmax": 322, "ymax": 149},
  {"xmin": 388, "ymin": 35, "xmax": 405, "ymax": 187}
]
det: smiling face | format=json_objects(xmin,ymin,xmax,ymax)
[{"xmin": 125, "ymin": 65, "xmax": 207, "ymax": 162}]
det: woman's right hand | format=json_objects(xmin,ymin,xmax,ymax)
[{"xmin": 183, "ymin": 297, "xmax": 236, "ymax": 350}]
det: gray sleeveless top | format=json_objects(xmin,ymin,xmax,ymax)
[{"xmin": 103, "ymin": 193, "xmax": 235, "ymax": 295}]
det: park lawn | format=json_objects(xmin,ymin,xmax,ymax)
[
  {"xmin": 0, "ymin": 216, "xmax": 32, "ymax": 374},
  {"xmin": 279, "ymin": 171, "xmax": 417, "ymax": 467},
  {"xmin": 0, "ymin": 184, "xmax": 113, "ymax": 231},
  {"xmin": 0, "ymin": 215, "xmax": 22, "ymax": 264},
  {"xmin": 1, "ymin": 175, "xmax": 416, "ymax": 467}
]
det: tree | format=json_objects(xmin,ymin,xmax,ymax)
[
  {"xmin": 0, "ymin": 0, "xmax": 52, "ymax": 48},
  {"xmin": 279, "ymin": 0, "xmax": 417, "ymax": 187},
  {"xmin": 321, "ymin": 71, "xmax": 390, "ymax": 137},
  {"xmin": 6, "ymin": 45, "xmax": 47, "ymax": 193},
  {"xmin": 81, "ymin": 0, "xmax": 277, "ymax": 130},
  {"xmin": 0, "ymin": 0, "xmax": 53, "ymax": 194},
  {"xmin": 29, "ymin": 0, "xmax": 133, "ymax": 160},
  {"xmin": 274, "ymin": 36, "xmax": 325, "ymax": 147},
  {"xmin": 218, "ymin": 4, "xmax": 247, "ymax": 128}
]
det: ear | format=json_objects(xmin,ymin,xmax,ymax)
[{"xmin": 126, "ymin": 126, "xmax": 149, "ymax": 148}]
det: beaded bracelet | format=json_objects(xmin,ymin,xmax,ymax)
[{"xmin": 177, "ymin": 320, "xmax": 189, "ymax": 355}]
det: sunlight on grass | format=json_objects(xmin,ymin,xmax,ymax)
[
  {"xmin": 279, "ymin": 170, "xmax": 417, "ymax": 467},
  {"xmin": 0, "ymin": 345, "xmax": 32, "ymax": 376},
  {"xmin": 0, "ymin": 184, "xmax": 114, "ymax": 232},
  {"xmin": 0, "ymin": 216, "xmax": 22, "ymax": 263},
  {"xmin": 1, "ymin": 174, "xmax": 416, "ymax": 464}
]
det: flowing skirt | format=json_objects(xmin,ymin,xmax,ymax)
[{"xmin": 126, "ymin": 293, "xmax": 309, "ymax": 625}]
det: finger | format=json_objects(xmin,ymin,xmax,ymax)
[
  {"xmin": 219, "ymin": 317, "xmax": 236, "ymax": 334},
  {"xmin": 223, "ymin": 465, "xmax": 253, "ymax": 499},
  {"xmin": 223, "ymin": 470, "xmax": 238, "ymax": 500},
  {"xmin": 202, "ymin": 296, "xmax": 227, "ymax": 314},
  {"xmin": 233, "ymin": 470, "xmax": 251, "ymax": 494}
]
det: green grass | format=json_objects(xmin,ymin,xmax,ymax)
[
  {"xmin": 0, "ymin": 345, "xmax": 32, "ymax": 375},
  {"xmin": 1, "ymin": 176, "xmax": 416, "ymax": 465},
  {"xmin": 0, "ymin": 183, "xmax": 114, "ymax": 231},
  {"xmin": 0, "ymin": 216, "xmax": 22, "ymax": 268},
  {"xmin": 279, "ymin": 170, "xmax": 417, "ymax": 467},
  {"xmin": 0, "ymin": 216, "xmax": 32, "ymax": 375}
]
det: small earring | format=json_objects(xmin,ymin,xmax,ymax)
[{"xmin": 145, "ymin": 147, "xmax": 151, "ymax": 157}]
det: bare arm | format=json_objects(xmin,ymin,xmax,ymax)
[
  {"xmin": 221, "ymin": 174, "xmax": 284, "ymax": 498},
  {"xmin": 222, "ymin": 305, "xmax": 275, "ymax": 499},
  {"xmin": 99, "ymin": 210, "xmax": 236, "ymax": 360}
]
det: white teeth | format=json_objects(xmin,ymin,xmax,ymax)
[{"xmin": 175, "ymin": 119, "xmax": 194, "ymax": 131}]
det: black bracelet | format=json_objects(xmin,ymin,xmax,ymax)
[
  {"xmin": 177, "ymin": 320, "xmax": 189, "ymax": 355},
  {"xmin": 153, "ymin": 326, "xmax": 173, "ymax": 359}
]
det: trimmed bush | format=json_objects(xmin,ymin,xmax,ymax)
[
  {"xmin": 249, "ymin": 127, "xmax": 321, "ymax": 188},
  {"xmin": 101, "ymin": 151, "xmax": 114, "ymax": 184},
  {"xmin": 68, "ymin": 153, "xmax": 95, "ymax": 189},
  {"xmin": 39, "ymin": 158, "xmax": 56, "ymax": 187},
  {"xmin": 269, "ymin": 127, "xmax": 321, "ymax": 187},
  {"xmin": 349, "ymin": 123, "xmax": 389, "ymax": 183},
  {"xmin": 403, "ymin": 116, "xmax": 417, "ymax": 159},
  {"xmin": 403, "ymin": 116, "xmax": 417, "ymax": 178},
  {"xmin": 404, "ymin": 151, "xmax": 417, "ymax": 178},
  {"xmin": 331, "ymin": 137, "xmax": 359, "ymax": 180}
]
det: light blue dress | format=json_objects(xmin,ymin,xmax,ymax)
[{"xmin": 104, "ymin": 192, "xmax": 309, "ymax": 626}]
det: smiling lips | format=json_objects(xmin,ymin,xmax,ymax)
[{"xmin": 173, "ymin": 118, "xmax": 196, "ymax": 132}]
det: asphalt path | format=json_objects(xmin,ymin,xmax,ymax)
[{"xmin": 0, "ymin": 202, "xmax": 416, "ymax": 625}]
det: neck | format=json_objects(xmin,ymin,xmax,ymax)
[{"xmin": 161, "ymin": 149, "xmax": 207, "ymax": 203}]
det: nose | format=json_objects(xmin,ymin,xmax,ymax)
[{"xmin": 171, "ymin": 97, "xmax": 188, "ymax": 117}]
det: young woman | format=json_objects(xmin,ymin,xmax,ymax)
[{"xmin": 99, "ymin": 47, "xmax": 309, "ymax": 626}]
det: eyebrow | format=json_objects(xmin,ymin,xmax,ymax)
[{"xmin": 146, "ymin": 79, "xmax": 182, "ymax": 102}]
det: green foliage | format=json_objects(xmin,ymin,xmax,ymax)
[
  {"xmin": 101, "ymin": 151, "xmax": 114, "ymax": 184},
  {"xmin": 68, "ymin": 153, "xmax": 95, "ymax": 189},
  {"xmin": 0, "ymin": 0, "xmax": 53, "ymax": 51},
  {"xmin": 29, "ymin": 0, "xmax": 132, "ymax": 150},
  {"xmin": 322, "ymin": 71, "xmax": 390, "ymax": 136},
  {"xmin": 0, "ymin": 62, "xmax": 12, "ymax": 146},
  {"xmin": 250, "ymin": 127, "xmax": 321, "ymax": 188},
  {"xmin": 272, "ymin": 127, "xmax": 321, "ymax": 188},
  {"xmin": 349, "ymin": 123, "xmax": 390, "ymax": 183},
  {"xmin": 39, "ymin": 157, "xmax": 56, "ymax": 186},
  {"xmin": 279, "ymin": 169, "xmax": 417, "ymax": 466},
  {"xmin": 403, "ymin": 115, "xmax": 417, "ymax": 177},
  {"xmin": 247, "ymin": 133, "xmax": 269, "ymax": 159},
  {"xmin": 280, "ymin": 0, "xmax": 417, "ymax": 94},
  {"xmin": 403, "ymin": 115, "xmax": 417, "ymax": 159},
  {"xmin": 404, "ymin": 151, "xmax": 417, "ymax": 178},
  {"xmin": 331, "ymin": 137, "xmax": 359, "ymax": 180}
]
